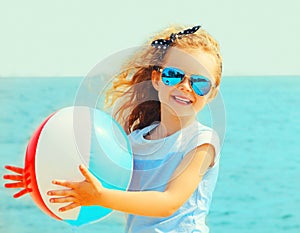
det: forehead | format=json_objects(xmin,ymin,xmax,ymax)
[{"xmin": 163, "ymin": 47, "xmax": 217, "ymax": 81}]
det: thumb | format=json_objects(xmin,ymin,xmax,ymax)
[{"xmin": 79, "ymin": 164, "xmax": 96, "ymax": 184}]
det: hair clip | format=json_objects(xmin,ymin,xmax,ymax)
[{"xmin": 151, "ymin": 25, "xmax": 201, "ymax": 50}]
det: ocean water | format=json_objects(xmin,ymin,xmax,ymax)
[{"xmin": 0, "ymin": 76, "xmax": 299, "ymax": 233}]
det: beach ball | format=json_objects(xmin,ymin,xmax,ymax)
[{"xmin": 24, "ymin": 106, "xmax": 133, "ymax": 226}]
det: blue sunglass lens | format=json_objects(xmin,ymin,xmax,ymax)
[
  {"xmin": 191, "ymin": 75, "xmax": 212, "ymax": 96},
  {"xmin": 161, "ymin": 67, "xmax": 184, "ymax": 86},
  {"xmin": 160, "ymin": 67, "xmax": 212, "ymax": 96}
]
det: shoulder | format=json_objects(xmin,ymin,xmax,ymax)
[
  {"xmin": 184, "ymin": 121, "xmax": 221, "ymax": 166},
  {"xmin": 186, "ymin": 121, "xmax": 220, "ymax": 145}
]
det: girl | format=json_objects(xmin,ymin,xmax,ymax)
[{"xmin": 4, "ymin": 25, "xmax": 223, "ymax": 232}]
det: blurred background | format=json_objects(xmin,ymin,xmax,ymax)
[{"xmin": 0, "ymin": 0, "xmax": 299, "ymax": 232}]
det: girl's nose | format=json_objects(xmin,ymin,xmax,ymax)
[{"xmin": 177, "ymin": 76, "xmax": 193, "ymax": 93}]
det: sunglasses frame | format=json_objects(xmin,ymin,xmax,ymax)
[{"xmin": 153, "ymin": 66, "xmax": 214, "ymax": 96}]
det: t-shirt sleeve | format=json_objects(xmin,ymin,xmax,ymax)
[{"xmin": 184, "ymin": 128, "xmax": 221, "ymax": 165}]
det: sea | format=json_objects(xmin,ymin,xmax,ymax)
[{"xmin": 0, "ymin": 76, "xmax": 299, "ymax": 233}]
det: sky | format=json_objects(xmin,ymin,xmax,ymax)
[{"xmin": 0, "ymin": 0, "xmax": 299, "ymax": 77}]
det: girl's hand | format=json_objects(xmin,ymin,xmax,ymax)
[
  {"xmin": 47, "ymin": 164, "xmax": 103, "ymax": 212},
  {"xmin": 3, "ymin": 165, "xmax": 32, "ymax": 198}
]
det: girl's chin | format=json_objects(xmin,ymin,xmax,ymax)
[
  {"xmin": 169, "ymin": 107, "xmax": 197, "ymax": 118},
  {"xmin": 160, "ymin": 102, "xmax": 197, "ymax": 118}
]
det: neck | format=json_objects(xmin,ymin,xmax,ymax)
[{"xmin": 149, "ymin": 106, "xmax": 195, "ymax": 139}]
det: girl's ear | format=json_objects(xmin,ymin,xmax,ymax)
[{"xmin": 151, "ymin": 70, "xmax": 160, "ymax": 91}]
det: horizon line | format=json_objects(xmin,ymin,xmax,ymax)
[{"xmin": 1, "ymin": 74, "xmax": 300, "ymax": 79}]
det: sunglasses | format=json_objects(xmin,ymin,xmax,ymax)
[{"xmin": 154, "ymin": 66, "xmax": 213, "ymax": 96}]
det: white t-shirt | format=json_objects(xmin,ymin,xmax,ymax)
[{"xmin": 126, "ymin": 120, "xmax": 221, "ymax": 233}]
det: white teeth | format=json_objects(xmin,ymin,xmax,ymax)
[{"xmin": 174, "ymin": 96, "xmax": 191, "ymax": 104}]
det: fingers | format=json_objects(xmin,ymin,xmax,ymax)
[
  {"xmin": 4, "ymin": 165, "xmax": 24, "ymax": 175},
  {"xmin": 24, "ymin": 172, "xmax": 31, "ymax": 180},
  {"xmin": 47, "ymin": 189, "xmax": 74, "ymax": 197},
  {"xmin": 48, "ymin": 194, "xmax": 80, "ymax": 212},
  {"xmin": 49, "ymin": 196, "xmax": 76, "ymax": 204},
  {"xmin": 58, "ymin": 202, "xmax": 80, "ymax": 212},
  {"xmin": 52, "ymin": 180, "xmax": 76, "ymax": 189},
  {"xmin": 24, "ymin": 178, "xmax": 31, "ymax": 187},
  {"xmin": 79, "ymin": 164, "xmax": 94, "ymax": 183},
  {"xmin": 79, "ymin": 164, "xmax": 102, "ymax": 191},
  {"xmin": 3, "ymin": 174, "xmax": 23, "ymax": 181},
  {"xmin": 48, "ymin": 195, "xmax": 80, "ymax": 212},
  {"xmin": 4, "ymin": 181, "xmax": 25, "ymax": 188},
  {"xmin": 47, "ymin": 187, "xmax": 80, "ymax": 212},
  {"xmin": 3, "ymin": 167, "xmax": 30, "ymax": 198},
  {"xmin": 13, "ymin": 189, "xmax": 30, "ymax": 198}
]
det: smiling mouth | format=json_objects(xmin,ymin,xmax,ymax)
[{"xmin": 172, "ymin": 96, "xmax": 192, "ymax": 105}]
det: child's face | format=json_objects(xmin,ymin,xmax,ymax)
[{"xmin": 152, "ymin": 47, "xmax": 218, "ymax": 119}]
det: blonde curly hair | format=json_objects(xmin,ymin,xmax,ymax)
[{"xmin": 105, "ymin": 25, "xmax": 223, "ymax": 134}]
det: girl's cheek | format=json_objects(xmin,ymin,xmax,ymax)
[{"xmin": 193, "ymin": 98, "xmax": 207, "ymax": 112}]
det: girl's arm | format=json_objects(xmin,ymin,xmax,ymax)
[{"xmin": 48, "ymin": 143, "xmax": 215, "ymax": 217}]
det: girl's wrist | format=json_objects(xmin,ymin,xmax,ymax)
[
  {"xmin": 95, "ymin": 185, "xmax": 108, "ymax": 206},
  {"xmin": 95, "ymin": 187, "xmax": 123, "ymax": 210}
]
